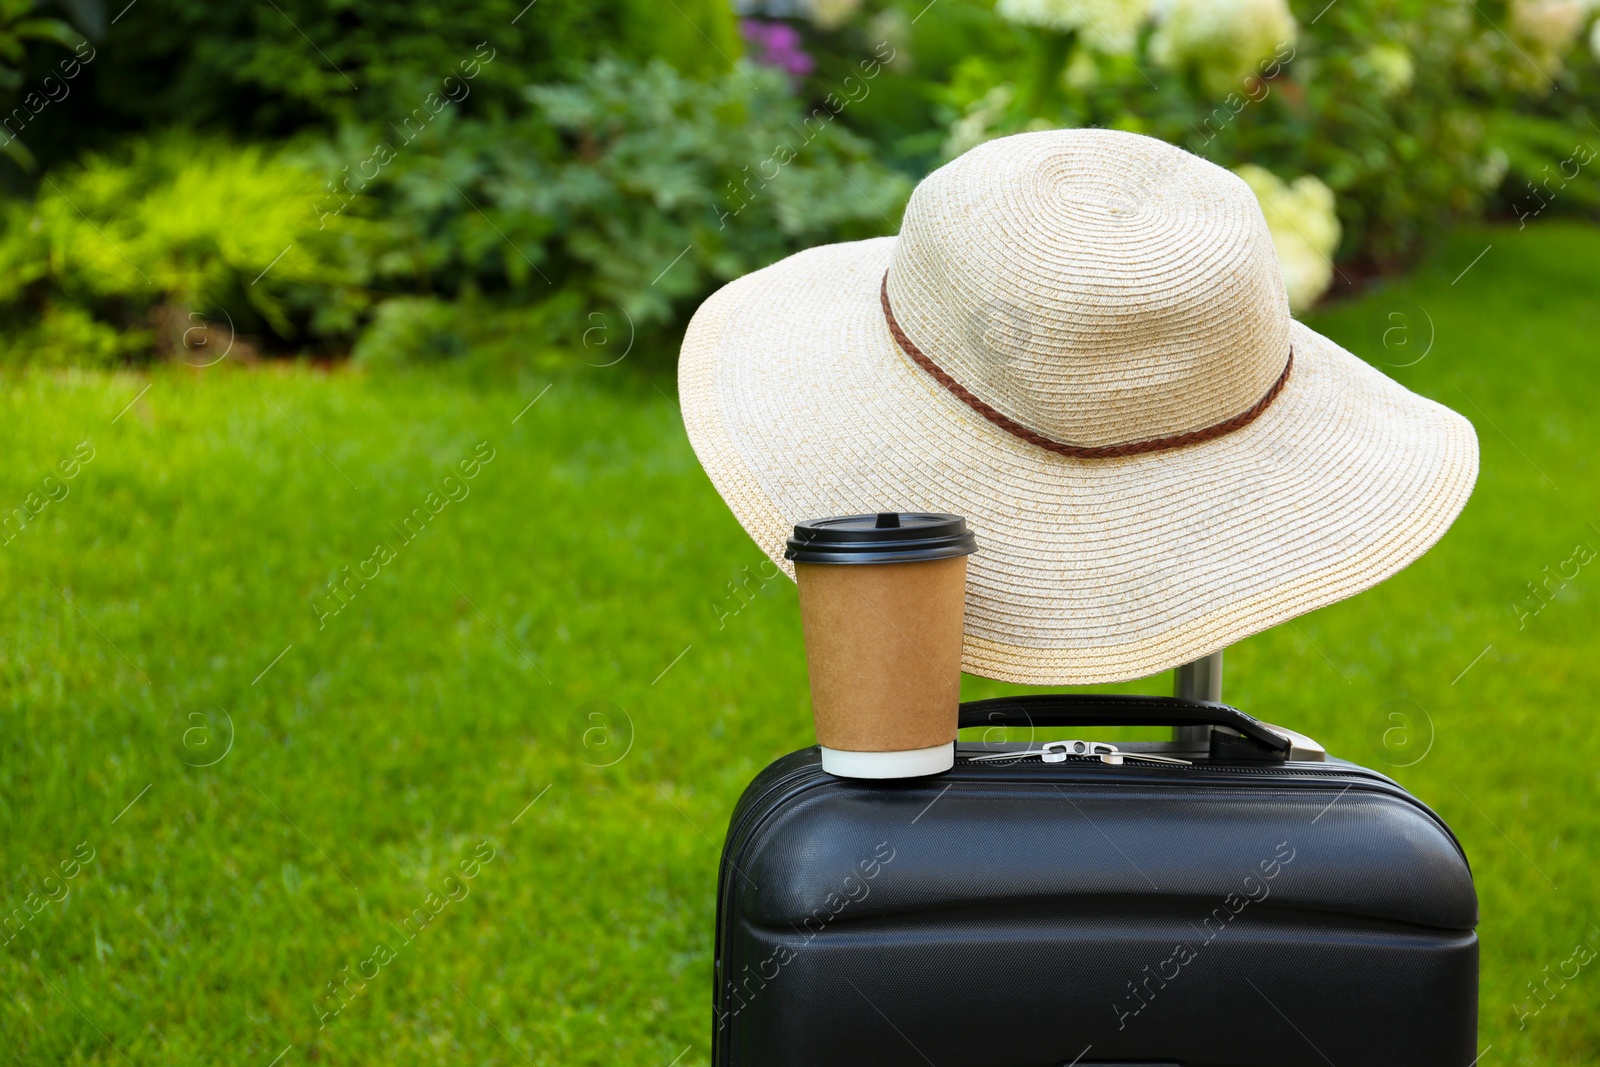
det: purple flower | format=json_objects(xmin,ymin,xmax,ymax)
[{"xmin": 739, "ymin": 19, "xmax": 815, "ymax": 77}]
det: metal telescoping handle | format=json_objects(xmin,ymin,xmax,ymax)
[
  {"xmin": 1173, "ymin": 651, "xmax": 1223, "ymax": 746},
  {"xmin": 956, "ymin": 692, "xmax": 1290, "ymax": 758}
]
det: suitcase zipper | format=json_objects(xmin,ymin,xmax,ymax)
[{"xmin": 967, "ymin": 740, "xmax": 1193, "ymax": 765}]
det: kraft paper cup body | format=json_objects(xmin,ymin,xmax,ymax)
[{"xmin": 787, "ymin": 513, "xmax": 977, "ymax": 779}]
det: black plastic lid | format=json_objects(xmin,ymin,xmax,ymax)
[{"xmin": 785, "ymin": 512, "xmax": 978, "ymax": 564}]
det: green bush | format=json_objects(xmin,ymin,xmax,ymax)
[
  {"xmin": 0, "ymin": 0, "xmax": 97, "ymax": 173},
  {"xmin": 71, "ymin": 0, "xmax": 739, "ymax": 144},
  {"xmin": 349, "ymin": 296, "xmax": 467, "ymax": 369},
  {"xmin": 0, "ymin": 133, "xmax": 364, "ymax": 364},
  {"xmin": 0, "ymin": 299, "xmax": 138, "ymax": 367},
  {"xmin": 334, "ymin": 56, "xmax": 911, "ymax": 362},
  {"xmin": 788, "ymin": 0, "xmax": 1021, "ymax": 169},
  {"xmin": 349, "ymin": 291, "xmax": 590, "ymax": 376}
]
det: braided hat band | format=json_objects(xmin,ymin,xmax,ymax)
[{"xmin": 881, "ymin": 272, "xmax": 1293, "ymax": 461}]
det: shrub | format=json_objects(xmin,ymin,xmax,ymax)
[
  {"xmin": 73, "ymin": 0, "xmax": 740, "ymax": 143},
  {"xmin": 0, "ymin": 133, "xmax": 364, "ymax": 365},
  {"xmin": 779, "ymin": 0, "xmax": 1019, "ymax": 170},
  {"xmin": 334, "ymin": 56, "xmax": 911, "ymax": 361},
  {"xmin": 1151, "ymin": 0, "xmax": 1298, "ymax": 93},
  {"xmin": 0, "ymin": 0, "xmax": 97, "ymax": 172},
  {"xmin": 350, "ymin": 296, "xmax": 468, "ymax": 369},
  {"xmin": 0, "ymin": 300, "xmax": 141, "ymax": 368},
  {"xmin": 350, "ymin": 292, "xmax": 588, "ymax": 375}
]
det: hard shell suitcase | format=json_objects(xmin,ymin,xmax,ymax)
[{"xmin": 712, "ymin": 694, "xmax": 1477, "ymax": 1067}]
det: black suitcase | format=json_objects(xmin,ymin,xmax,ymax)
[{"xmin": 713, "ymin": 694, "xmax": 1477, "ymax": 1067}]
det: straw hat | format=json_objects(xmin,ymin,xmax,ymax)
[{"xmin": 679, "ymin": 129, "xmax": 1478, "ymax": 684}]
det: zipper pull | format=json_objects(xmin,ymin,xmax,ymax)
[
  {"xmin": 967, "ymin": 741, "xmax": 1192, "ymax": 766},
  {"xmin": 1041, "ymin": 740, "xmax": 1120, "ymax": 764},
  {"xmin": 1042, "ymin": 741, "xmax": 1192, "ymax": 766},
  {"xmin": 968, "ymin": 740, "xmax": 1114, "ymax": 763}
]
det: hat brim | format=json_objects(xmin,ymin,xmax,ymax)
[{"xmin": 679, "ymin": 236, "xmax": 1478, "ymax": 684}]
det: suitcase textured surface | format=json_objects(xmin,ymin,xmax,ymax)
[{"xmin": 713, "ymin": 695, "xmax": 1477, "ymax": 1067}]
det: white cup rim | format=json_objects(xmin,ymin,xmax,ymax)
[{"xmin": 819, "ymin": 742, "xmax": 954, "ymax": 779}]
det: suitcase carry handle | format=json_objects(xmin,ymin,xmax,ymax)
[{"xmin": 958, "ymin": 694, "xmax": 1291, "ymax": 757}]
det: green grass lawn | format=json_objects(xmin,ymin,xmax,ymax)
[{"xmin": 3, "ymin": 222, "xmax": 1598, "ymax": 1066}]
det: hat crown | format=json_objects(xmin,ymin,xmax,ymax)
[{"xmin": 885, "ymin": 129, "xmax": 1292, "ymax": 449}]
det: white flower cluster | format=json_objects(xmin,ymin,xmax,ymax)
[
  {"xmin": 1512, "ymin": 0, "xmax": 1589, "ymax": 60},
  {"xmin": 1512, "ymin": 0, "xmax": 1600, "ymax": 77},
  {"xmin": 807, "ymin": 0, "xmax": 863, "ymax": 31},
  {"xmin": 1354, "ymin": 44, "xmax": 1414, "ymax": 98},
  {"xmin": 1234, "ymin": 164, "xmax": 1341, "ymax": 314},
  {"xmin": 867, "ymin": 8, "xmax": 914, "ymax": 71},
  {"xmin": 995, "ymin": 0, "xmax": 1302, "ymax": 88},
  {"xmin": 1151, "ymin": 0, "xmax": 1298, "ymax": 91},
  {"xmin": 995, "ymin": 0, "xmax": 1153, "ymax": 52},
  {"xmin": 944, "ymin": 85, "xmax": 1016, "ymax": 159}
]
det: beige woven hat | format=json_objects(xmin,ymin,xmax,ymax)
[{"xmin": 679, "ymin": 128, "xmax": 1478, "ymax": 684}]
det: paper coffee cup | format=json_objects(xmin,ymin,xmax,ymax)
[{"xmin": 786, "ymin": 513, "xmax": 977, "ymax": 779}]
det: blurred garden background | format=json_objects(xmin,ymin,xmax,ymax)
[{"xmin": 1, "ymin": 0, "xmax": 1598, "ymax": 1064}]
